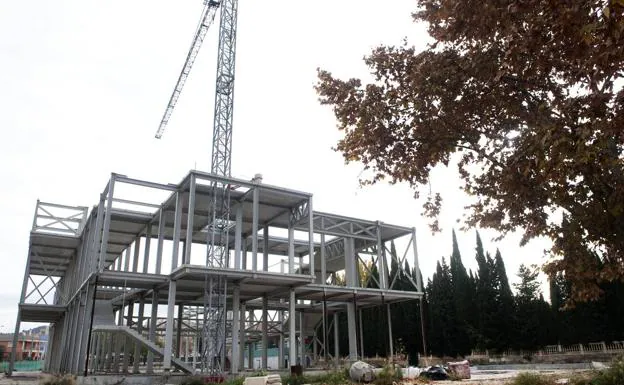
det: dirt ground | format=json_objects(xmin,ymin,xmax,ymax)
[
  {"xmin": 409, "ymin": 368, "xmax": 590, "ymax": 384},
  {"xmin": 0, "ymin": 368, "xmax": 591, "ymax": 385}
]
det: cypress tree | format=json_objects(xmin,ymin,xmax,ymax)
[
  {"xmin": 491, "ymin": 249, "xmax": 515, "ymax": 350},
  {"xmin": 474, "ymin": 232, "xmax": 497, "ymax": 349},
  {"xmin": 449, "ymin": 230, "xmax": 472, "ymax": 355},
  {"xmin": 427, "ymin": 258, "xmax": 461, "ymax": 356}
]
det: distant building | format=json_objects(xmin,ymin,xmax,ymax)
[{"xmin": 0, "ymin": 326, "xmax": 49, "ymax": 361}]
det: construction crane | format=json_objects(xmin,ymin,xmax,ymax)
[{"xmin": 154, "ymin": 0, "xmax": 239, "ymax": 376}]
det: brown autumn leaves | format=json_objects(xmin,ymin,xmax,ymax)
[{"xmin": 315, "ymin": 0, "xmax": 624, "ymax": 303}]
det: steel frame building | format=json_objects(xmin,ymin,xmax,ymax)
[{"xmin": 10, "ymin": 171, "xmax": 423, "ymax": 375}]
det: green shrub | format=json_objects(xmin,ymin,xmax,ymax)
[
  {"xmin": 590, "ymin": 357, "xmax": 624, "ymax": 385},
  {"xmin": 373, "ymin": 365, "xmax": 402, "ymax": 385},
  {"xmin": 511, "ymin": 372, "xmax": 556, "ymax": 385},
  {"xmin": 310, "ymin": 369, "xmax": 349, "ymax": 385},
  {"xmin": 226, "ymin": 377, "xmax": 245, "ymax": 385},
  {"xmin": 282, "ymin": 374, "xmax": 310, "ymax": 385}
]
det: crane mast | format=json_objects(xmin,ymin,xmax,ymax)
[
  {"xmin": 202, "ymin": 0, "xmax": 238, "ymax": 376},
  {"xmin": 153, "ymin": 0, "xmax": 239, "ymax": 376}
]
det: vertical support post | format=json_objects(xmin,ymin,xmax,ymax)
[
  {"xmin": 239, "ymin": 304, "xmax": 246, "ymax": 371},
  {"xmin": 411, "ymin": 228, "xmax": 422, "ymax": 292},
  {"xmin": 133, "ymin": 297, "xmax": 145, "ymax": 373},
  {"xmin": 262, "ymin": 295, "xmax": 268, "ymax": 369},
  {"xmin": 308, "ymin": 198, "xmax": 314, "ymax": 277},
  {"xmin": 344, "ymin": 237, "xmax": 358, "ymax": 361},
  {"xmin": 231, "ymin": 286, "xmax": 240, "ymax": 373},
  {"xmin": 156, "ymin": 207, "xmax": 165, "ymax": 274},
  {"xmin": 358, "ymin": 308, "xmax": 364, "ymax": 359},
  {"xmin": 171, "ymin": 192, "xmax": 183, "ymax": 270},
  {"xmin": 163, "ymin": 281, "xmax": 177, "ymax": 371},
  {"xmin": 333, "ymin": 313, "xmax": 339, "ymax": 367},
  {"xmin": 234, "ymin": 204, "xmax": 243, "ymax": 269},
  {"xmin": 299, "ymin": 311, "xmax": 305, "ymax": 367},
  {"xmin": 248, "ymin": 341, "xmax": 254, "ymax": 369},
  {"xmin": 9, "ymin": 231, "xmax": 33, "ymax": 375},
  {"xmin": 278, "ymin": 310, "xmax": 285, "ymax": 369},
  {"xmin": 263, "ymin": 226, "xmax": 269, "ymax": 271},
  {"xmin": 320, "ymin": 230, "xmax": 326, "ymax": 284},
  {"xmin": 252, "ymin": 187, "xmax": 259, "ymax": 271},
  {"xmin": 98, "ymin": 176, "xmax": 116, "ymax": 272},
  {"xmin": 122, "ymin": 302, "xmax": 134, "ymax": 372},
  {"xmin": 147, "ymin": 290, "xmax": 158, "ymax": 373},
  {"xmin": 288, "ymin": 220, "xmax": 295, "ymax": 274},
  {"xmin": 376, "ymin": 222, "xmax": 387, "ymax": 289},
  {"xmin": 176, "ymin": 305, "xmax": 184, "ymax": 357},
  {"xmin": 387, "ymin": 304, "xmax": 394, "ymax": 359},
  {"xmin": 124, "ymin": 248, "xmax": 131, "ymax": 272},
  {"xmin": 322, "ymin": 294, "xmax": 328, "ymax": 362},
  {"xmin": 185, "ymin": 175, "xmax": 196, "ymax": 265},
  {"xmin": 79, "ymin": 280, "xmax": 97, "ymax": 374},
  {"xmin": 132, "ymin": 237, "xmax": 141, "ymax": 272},
  {"xmin": 143, "ymin": 224, "xmax": 152, "ymax": 273},
  {"xmin": 89, "ymin": 194, "xmax": 105, "ymax": 274},
  {"xmin": 289, "ymin": 289, "xmax": 296, "ymax": 369},
  {"xmin": 312, "ymin": 331, "xmax": 317, "ymax": 365}
]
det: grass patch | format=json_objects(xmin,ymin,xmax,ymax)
[
  {"xmin": 569, "ymin": 357, "xmax": 624, "ymax": 385},
  {"xmin": 511, "ymin": 372, "xmax": 556, "ymax": 385},
  {"xmin": 373, "ymin": 365, "xmax": 402, "ymax": 385},
  {"xmin": 40, "ymin": 375, "xmax": 77, "ymax": 385},
  {"xmin": 282, "ymin": 369, "xmax": 350, "ymax": 385}
]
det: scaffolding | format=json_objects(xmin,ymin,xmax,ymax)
[{"xmin": 10, "ymin": 170, "xmax": 424, "ymax": 375}]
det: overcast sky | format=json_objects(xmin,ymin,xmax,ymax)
[{"xmin": 0, "ymin": 1, "xmax": 550, "ymax": 332}]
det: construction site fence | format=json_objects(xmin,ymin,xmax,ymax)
[
  {"xmin": 469, "ymin": 341, "xmax": 624, "ymax": 358},
  {"xmin": 0, "ymin": 360, "xmax": 44, "ymax": 372}
]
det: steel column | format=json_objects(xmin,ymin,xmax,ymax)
[
  {"xmin": 171, "ymin": 192, "xmax": 183, "ymax": 270},
  {"xmin": 185, "ymin": 175, "xmax": 196, "ymax": 264},
  {"xmin": 261, "ymin": 295, "xmax": 268, "ymax": 369},
  {"xmin": 333, "ymin": 313, "xmax": 339, "ymax": 367},
  {"xmin": 98, "ymin": 176, "xmax": 116, "ymax": 272},
  {"xmin": 147, "ymin": 290, "xmax": 158, "ymax": 373},
  {"xmin": 234, "ymin": 204, "xmax": 242, "ymax": 269},
  {"xmin": 288, "ymin": 223, "xmax": 295, "ymax": 274},
  {"xmin": 387, "ymin": 304, "xmax": 393, "ymax": 358},
  {"xmin": 163, "ymin": 281, "xmax": 177, "ymax": 371},
  {"xmin": 133, "ymin": 297, "xmax": 145, "ymax": 373},
  {"xmin": 288, "ymin": 289, "xmax": 296, "ymax": 369},
  {"xmin": 263, "ymin": 226, "xmax": 269, "ymax": 271},
  {"xmin": 252, "ymin": 187, "xmax": 259, "ymax": 271},
  {"xmin": 231, "ymin": 286, "xmax": 240, "ymax": 373},
  {"xmin": 156, "ymin": 207, "xmax": 165, "ymax": 274},
  {"xmin": 143, "ymin": 224, "xmax": 152, "ymax": 273},
  {"xmin": 239, "ymin": 304, "xmax": 245, "ymax": 371},
  {"xmin": 308, "ymin": 197, "xmax": 314, "ymax": 276}
]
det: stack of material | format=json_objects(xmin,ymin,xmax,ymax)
[
  {"xmin": 267, "ymin": 374, "xmax": 283, "ymax": 385},
  {"xmin": 244, "ymin": 377, "xmax": 268, "ymax": 385},
  {"xmin": 447, "ymin": 360, "xmax": 471, "ymax": 379}
]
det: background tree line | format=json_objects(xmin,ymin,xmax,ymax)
[{"xmin": 329, "ymin": 231, "xmax": 624, "ymax": 362}]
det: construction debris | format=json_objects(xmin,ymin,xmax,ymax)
[
  {"xmin": 350, "ymin": 361, "xmax": 376, "ymax": 383},
  {"xmin": 447, "ymin": 360, "xmax": 471, "ymax": 379}
]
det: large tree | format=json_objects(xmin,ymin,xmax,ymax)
[{"xmin": 316, "ymin": 0, "xmax": 624, "ymax": 302}]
